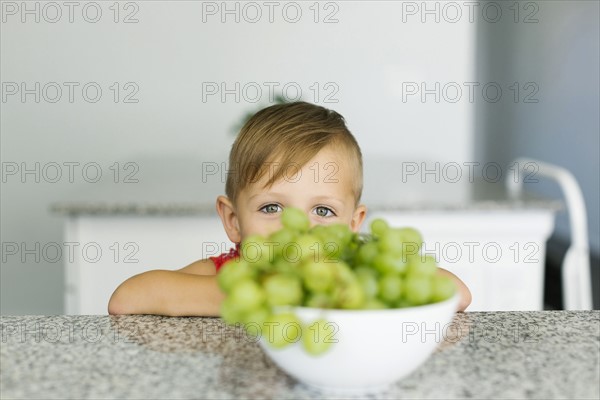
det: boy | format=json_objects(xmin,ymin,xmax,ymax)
[{"xmin": 108, "ymin": 102, "xmax": 471, "ymax": 316}]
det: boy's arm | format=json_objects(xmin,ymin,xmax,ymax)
[
  {"xmin": 437, "ymin": 267, "xmax": 472, "ymax": 312},
  {"xmin": 108, "ymin": 259, "xmax": 224, "ymax": 316},
  {"xmin": 177, "ymin": 258, "xmax": 218, "ymax": 275}
]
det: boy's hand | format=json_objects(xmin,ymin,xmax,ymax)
[{"xmin": 108, "ymin": 266, "xmax": 225, "ymax": 316}]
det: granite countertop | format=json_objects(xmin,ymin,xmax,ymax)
[
  {"xmin": 1, "ymin": 311, "xmax": 598, "ymax": 399},
  {"xmin": 49, "ymin": 202, "xmax": 218, "ymax": 216},
  {"xmin": 49, "ymin": 180, "xmax": 561, "ymax": 216}
]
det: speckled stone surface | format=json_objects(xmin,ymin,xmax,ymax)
[
  {"xmin": 49, "ymin": 180, "xmax": 561, "ymax": 216},
  {"xmin": 49, "ymin": 202, "xmax": 217, "ymax": 216},
  {"xmin": 1, "ymin": 312, "xmax": 598, "ymax": 399}
]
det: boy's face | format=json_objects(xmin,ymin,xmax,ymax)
[{"xmin": 217, "ymin": 146, "xmax": 367, "ymax": 243}]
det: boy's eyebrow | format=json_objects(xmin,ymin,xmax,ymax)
[
  {"xmin": 310, "ymin": 195, "xmax": 345, "ymax": 207},
  {"xmin": 247, "ymin": 192, "xmax": 286, "ymax": 201}
]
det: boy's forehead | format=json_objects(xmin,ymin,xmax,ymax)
[{"xmin": 244, "ymin": 149, "xmax": 357, "ymax": 196}]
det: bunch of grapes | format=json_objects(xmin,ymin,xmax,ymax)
[{"xmin": 218, "ymin": 208, "xmax": 456, "ymax": 355}]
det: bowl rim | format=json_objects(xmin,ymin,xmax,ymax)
[{"xmin": 275, "ymin": 292, "xmax": 460, "ymax": 315}]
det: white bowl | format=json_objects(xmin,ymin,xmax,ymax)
[{"xmin": 259, "ymin": 293, "xmax": 459, "ymax": 392}]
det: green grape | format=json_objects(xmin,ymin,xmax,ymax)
[
  {"xmin": 220, "ymin": 297, "xmax": 244, "ymax": 325},
  {"xmin": 272, "ymin": 258, "xmax": 300, "ymax": 276},
  {"xmin": 294, "ymin": 233, "xmax": 322, "ymax": 262},
  {"xmin": 278, "ymin": 241, "xmax": 302, "ymax": 264},
  {"xmin": 229, "ymin": 280, "xmax": 266, "ymax": 311},
  {"xmin": 327, "ymin": 223, "xmax": 354, "ymax": 247},
  {"xmin": 407, "ymin": 254, "xmax": 438, "ymax": 277},
  {"xmin": 263, "ymin": 312, "xmax": 302, "ymax": 349},
  {"xmin": 372, "ymin": 253, "xmax": 407, "ymax": 275},
  {"xmin": 431, "ymin": 275, "xmax": 457, "ymax": 302},
  {"xmin": 309, "ymin": 225, "xmax": 344, "ymax": 260},
  {"xmin": 357, "ymin": 241, "xmax": 378, "ymax": 264},
  {"xmin": 370, "ymin": 218, "xmax": 389, "ymax": 237},
  {"xmin": 333, "ymin": 280, "xmax": 366, "ymax": 309},
  {"xmin": 378, "ymin": 274, "xmax": 403, "ymax": 303},
  {"xmin": 305, "ymin": 293, "xmax": 334, "ymax": 308},
  {"xmin": 340, "ymin": 239, "xmax": 359, "ymax": 264},
  {"xmin": 268, "ymin": 227, "xmax": 296, "ymax": 246},
  {"xmin": 241, "ymin": 306, "xmax": 270, "ymax": 329},
  {"xmin": 281, "ymin": 207, "xmax": 310, "ymax": 232},
  {"xmin": 331, "ymin": 260, "xmax": 355, "ymax": 283},
  {"xmin": 302, "ymin": 319, "xmax": 334, "ymax": 356},
  {"xmin": 363, "ymin": 298, "xmax": 388, "ymax": 309},
  {"xmin": 355, "ymin": 267, "xmax": 378, "ymax": 298},
  {"xmin": 397, "ymin": 227, "xmax": 423, "ymax": 254},
  {"xmin": 268, "ymin": 228, "xmax": 296, "ymax": 259},
  {"xmin": 240, "ymin": 234, "xmax": 274, "ymax": 266},
  {"xmin": 301, "ymin": 259, "xmax": 334, "ymax": 293},
  {"xmin": 404, "ymin": 275, "xmax": 433, "ymax": 305},
  {"xmin": 217, "ymin": 259, "xmax": 254, "ymax": 292},
  {"xmin": 322, "ymin": 241, "xmax": 342, "ymax": 260},
  {"xmin": 394, "ymin": 298, "xmax": 412, "ymax": 308},
  {"xmin": 263, "ymin": 273, "xmax": 303, "ymax": 306},
  {"xmin": 308, "ymin": 224, "xmax": 329, "ymax": 241},
  {"xmin": 377, "ymin": 229, "xmax": 405, "ymax": 256}
]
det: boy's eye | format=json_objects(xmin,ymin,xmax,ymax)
[
  {"xmin": 260, "ymin": 204, "xmax": 282, "ymax": 214},
  {"xmin": 314, "ymin": 206, "xmax": 335, "ymax": 218}
]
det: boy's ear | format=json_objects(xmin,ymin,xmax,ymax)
[
  {"xmin": 216, "ymin": 195, "xmax": 242, "ymax": 244},
  {"xmin": 350, "ymin": 204, "xmax": 367, "ymax": 233}
]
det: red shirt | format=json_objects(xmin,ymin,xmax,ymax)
[{"xmin": 209, "ymin": 243, "xmax": 240, "ymax": 272}]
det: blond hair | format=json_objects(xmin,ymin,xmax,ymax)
[{"xmin": 225, "ymin": 102, "xmax": 363, "ymax": 205}]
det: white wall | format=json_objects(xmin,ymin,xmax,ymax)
[{"xmin": 1, "ymin": 1, "xmax": 476, "ymax": 314}]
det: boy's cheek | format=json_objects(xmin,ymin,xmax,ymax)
[
  {"xmin": 309, "ymin": 215, "xmax": 354, "ymax": 229},
  {"xmin": 240, "ymin": 219, "xmax": 283, "ymax": 239}
]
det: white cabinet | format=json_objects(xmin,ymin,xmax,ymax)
[
  {"xmin": 64, "ymin": 209, "xmax": 555, "ymax": 314},
  {"xmin": 64, "ymin": 216, "xmax": 233, "ymax": 315},
  {"xmin": 365, "ymin": 210, "xmax": 555, "ymax": 311}
]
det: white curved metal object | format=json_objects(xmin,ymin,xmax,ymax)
[{"xmin": 506, "ymin": 158, "xmax": 592, "ymax": 310}]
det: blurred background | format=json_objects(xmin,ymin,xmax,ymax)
[{"xmin": 1, "ymin": 0, "xmax": 598, "ymax": 314}]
